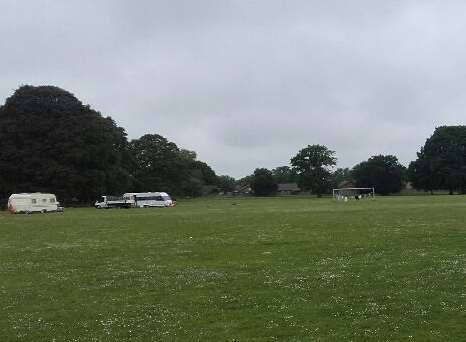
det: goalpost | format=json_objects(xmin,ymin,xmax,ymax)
[{"xmin": 333, "ymin": 187, "xmax": 375, "ymax": 201}]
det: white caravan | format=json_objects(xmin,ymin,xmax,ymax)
[
  {"xmin": 123, "ymin": 192, "xmax": 174, "ymax": 208},
  {"xmin": 8, "ymin": 193, "xmax": 62, "ymax": 214}
]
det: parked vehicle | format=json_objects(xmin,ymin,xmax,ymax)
[
  {"xmin": 8, "ymin": 193, "xmax": 63, "ymax": 214},
  {"xmin": 95, "ymin": 195, "xmax": 134, "ymax": 209},
  {"xmin": 123, "ymin": 192, "xmax": 174, "ymax": 208}
]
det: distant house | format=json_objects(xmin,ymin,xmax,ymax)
[
  {"xmin": 401, "ymin": 181, "xmax": 418, "ymax": 194},
  {"xmin": 233, "ymin": 184, "xmax": 251, "ymax": 195},
  {"xmin": 277, "ymin": 183, "xmax": 300, "ymax": 195}
]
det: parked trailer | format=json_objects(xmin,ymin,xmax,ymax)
[
  {"xmin": 123, "ymin": 192, "xmax": 174, "ymax": 208},
  {"xmin": 95, "ymin": 195, "xmax": 134, "ymax": 209},
  {"xmin": 8, "ymin": 193, "xmax": 63, "ymax": 214}
]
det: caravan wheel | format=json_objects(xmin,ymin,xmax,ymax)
[{"xmin": 41, "ymin": 209, "xmax": 47, "ymax": 214}]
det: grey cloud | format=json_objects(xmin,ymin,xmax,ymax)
[{"xmin": 1, "ymin": 1, "xmax": 465, "ymax": 177}]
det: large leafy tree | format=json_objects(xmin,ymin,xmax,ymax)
[
  {"xmin": 409, "ymin": 126, "xmax": 466, "ymax": 194},
  {"xmin": 182, "ymin": 160, "xmax": 218, "ymax": 197},
  {"xmin": 217, "ymin": 175, "xmax": 236, "ymax": 193},
  {"xmin": 189, "ymin": 160, "xmax": 218, "ymax": 186},
  {"xmin": 130, "ymin": 134, "xmax": 186, "ymax": 194},
  {"xmin": 330, "ymin": 167, "xmax": 353, "ymax": 188},
  {"xmin": 130, "ymin": 134, "xmax": 218, "ymax": 197},
  {"xmin": 271, "ymin": 166, "xmax": 298, "ymax": 184},
  {"xmin": 352, "ymin": 155, "xmax": 406, "ymax": 195},
  {"xmin": 290, "ymin": 145, "xmax": 336, "ymax": 197},
  {"xmin": 0, "ymin": 85, "xmax": 131, "ymax": 204},
  {"xmin": 408, "ymin": 148, "xmax": 438, "ymax": 194},
  {"xmin": 251, "ymin": 168, "xmax": 278, "ymax": 196}
]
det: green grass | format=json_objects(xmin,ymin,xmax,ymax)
[{"xmin": 1, "ymin": 196, "xmax": 465, "ymax": 341}]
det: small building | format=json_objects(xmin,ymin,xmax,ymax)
[
  {"xmin": 277, "ymin": 183, "xmax": 301, "ymax": 195},
  {"xmin": 233, "ymin": 184, "xmax": 251, "ymax": 195}
]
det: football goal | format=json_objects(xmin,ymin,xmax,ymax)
[{"xmin": 333, "ymin": 187, "xmax": 375, "ymax": 201}]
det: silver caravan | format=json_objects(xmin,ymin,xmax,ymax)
[
  {"xmin": 8, "ymin": 193, "xmax": 62, "ymax": 214},
  {"xmin": 123, "ymin": 192, "xmax": 174, "ymax": 208}
]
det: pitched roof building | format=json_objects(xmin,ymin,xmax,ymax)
[{"xmin": 277, "ymin": 183, "xmax": 300, "ymax": 194}]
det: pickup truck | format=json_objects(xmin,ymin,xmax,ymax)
[{"xmin": 95, "ymin": 196, "xmax": 134, "ymax": 209}]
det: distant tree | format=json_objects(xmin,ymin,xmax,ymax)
[
  {"xmin": 235, "ymin": 175, "xmax": 254, "ymax": 194},
  {"xmin": 291, "ymin": 145, "xmax": 336, "ymax": 197},
  {"xmin": 0, "ymin": 85, "xmax": 132, "ymax": 204},
  {"xmin": 237, "ymin": 175, "xmax": 253, "ymax": 186},
  {"xmin": 251, "ymin": 168, "xmax": 277, "ymax": 196},
  {"xmin": 178, "ymin": 149, "xmax": 197, "ymax": 162},
  {"xmin": 330, "ymin": 168, "xmax": 353, "ymax": 188},
  {"xmin": 217, "ymin": 175, "xmax": 236, "ymax": 193},
  {"xmin": 409, "ymin": 126, "xmax": 466, "ymax": 194},
  {"xmin": 181, "ymin": 176, "xmax": 204, "ymax": 197},
  {"xmin": 189, "ymin": 160, "xmax": 217, "ymax": 186},
  {"xmin": 408, "ymin": 149, "xmax": 437, "ymax": 194},
  {"xmin": 352, "ymin": 155, "xmax": 406, "ymax": 195},
  {"xmin": 182, "ymin": 160, "xmax": 218, "ymax": 196},
  {"xmin": 272, "ymin": 166, "xmax": 298, "ymax": 183},
  {"xmin": 130, "ymin": 134, "xmax": 218, "ymax": 197},
  {"xmin": 130, "ymin": 134, "xmax": 186, "ymax": 194}
]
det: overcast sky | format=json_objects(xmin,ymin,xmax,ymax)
[{"xmin": 1, "ymin": 1, "xmax": 465, "ymax": 177}]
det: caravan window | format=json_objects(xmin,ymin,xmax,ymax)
[
  {"xmin": 32, "ymin": 199, "xmax": 37, "ymax": 204},
  {"xmin": 42, "ymin": 199, "xmax": 47, "ymax": 203},
  {"xmin": 136, "ymin": 195, "xmax": 164, "ymax": 201},
  {"xmin": 49, "ymin": 198, "xmax": 55, "ymax": 203}
]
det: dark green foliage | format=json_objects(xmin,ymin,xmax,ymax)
[
  {"xmin": 408, "ymin": 150, "xmax": 438, "ymax": 194},
  {"xmin": 181, "ymin": 176, "xmax": 204, "ymax": 197},
  {"xmin": 409, "ymin": 126, "xmax": 466, "ymax": 194},
  {"xmin": 217, "ymin": 175, "xmax": 236, "ymax": 193},
  {"xmin": 130, "ymin": 134, "xmax": 218, "ymax": 197},
  {"xmin": 352, "ymin": 155, "xmax": 406, "ymax": 195},
  {"xmin": 271, "ymin": 166, "xmax": 298, "ymax": 183},
  {"xmin": 0, "ymin": 85, "xmax": 131, "ymax": 204},
  {"xmin": 330, "ymin": 167, "xmax": 353, "ymax": 188},
  {"xmin": 182, "ymin": 161, "xmax": 218, "ymax": 197},
  {"xmin": 189, "ymin": 160, "xmax": 218, "ymax": 186},
  {"xmin": 291, "ymin": 145, "xmax": 337, "ymax": 197},
  {"xmin": 178, "ymin": 149, "xmax": 197, "ymax": 161},
  {"xmin": 130, "ymin": 134, "xmax": 186, "ymax": 195},
  {"xmin": 0, "ymin": 85, "xmax": 222, "ymax": 203},
  {"xmin": 251, "ymin": 168, "xmax": 277, "ymax": 196},
  {"xmin": 237, "ymin": 175, "xmax": 253, "ymax": 187}
]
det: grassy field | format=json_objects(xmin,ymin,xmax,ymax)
[{"xmin": 1, "ymin": 196, "xmax": 465, "ymax": 341}]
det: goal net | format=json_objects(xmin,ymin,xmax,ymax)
[{"xmin": 333, "ymin": 187, "xmax": 375, "ymax": 201}]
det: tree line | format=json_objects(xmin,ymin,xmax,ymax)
[
  {"xmin": 241, "ymin": 149, "xmax": 407, "ymax": 197},
  {"xmin": 0, "ymin": 85, "xmax": 464, "ymax": 204},
  {"xmin": 0, "ymin": 85, "xmax": 224, "ymax": 204},
  {"xmin": 242, "ymin": 127, "xmax": 465, "ymax": 196}
]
